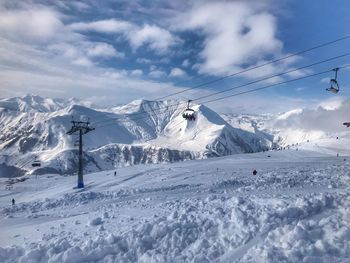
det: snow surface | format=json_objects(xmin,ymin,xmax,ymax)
[{"xmin": 1, "ymin": 146, "xmax": 349, "ymax": 262}]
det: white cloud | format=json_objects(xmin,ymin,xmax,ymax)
[
  {"xmin": 136, "ymin": 58, "xmax": 152, "ymax": 64},
  {"xmin": 85, "ymin": 42, "xmax": 124, "ymax": 58},
  {"xmin": 102, "ymin": 70, "xmax": 127, "ymax": 79},
  {"xmin": 70, "ymin": 19, "xmax": 179, "ymax": 54},
  {"xmin": 0, "ymin": 38, "xmax": 186, "ymax": 105},
  {"xmin": 72, "ymin": 57, "xmax": 94, "ymax": 67},
  {"xmin": 169, "ymin": 67, "xmax": 186, "ymax": 78},
  {"xmin": 130, "ymin": 69, "xmax": 143, "ymax": 77},
  {"xmin": 239, "ymin": 61, "xmax": 284, "ymax": 83},
  {"xmin": 69, "ymin": 1, "xmax": 91, "ymax": 11},
  {"xmin": 48, "ymin": 41, "xmax": 123, "ymax": 67},
  {"xmin": 273, "ymin": 98, "xmax": 350, "ymax": 133},
  {"xmin": 0, "ymin": 4, "xmax": 124, "ymax": 70},
  {"xmin": 0, "ymin": 8, "xmax": 64, "ymax": 42},
  {"xmin": 0, "ymin": 0, "xmax": 330, "ymax": 114},
  {"xmin": 149, "ymin": 65, "xmax": 157, "ymax": 71},
  {"xmin": 173, "ymin": 2, "xmax": 283, "ymax": 76},
  {"xmin": 317, "ymin": 96, "xmax": 344, "ymax": 111},
  {"xmin": 48, "ymin": 42, "xmax": 122, "ymax": 67},
  {"xmin": 0, "ymin": 3, "xmax": 188, "ymax": 104},
  {"xmin": 182, "ymin": 59, "xmax": 190, "ymax": 67},
  {"xmin": 127, "ymin": 24, "xmax": 178, "ymax": 53},
  {"xmin": 321, "ymin": 77, "xmax": 330, "ymax": 84},
  {"xmin": 276, "ymin": 108, "xmax": 303, "ymax": 120},
  {"xmin": 286, "ymin": 68, "xmax": 312, "ymax": 78},
  {"xmin": 149, "ymin": 70, "xmax": 166, "ymax": 79},
  {"xmin": 69, "ymin": 19, "xmax": 134, "ymax": 33}
]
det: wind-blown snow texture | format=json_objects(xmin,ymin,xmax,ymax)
[{"xmin": 0, "ymin": 148, "xmax": 349, "ymax": 262}]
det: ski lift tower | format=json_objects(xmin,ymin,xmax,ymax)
[{"xmin": 66, "ymin": 120, "xmax": 94, "ymax": 188}]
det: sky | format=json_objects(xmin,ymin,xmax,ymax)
[{"xmin": 0, "ymin": 0, "xmax": 350, "ymax": 114}]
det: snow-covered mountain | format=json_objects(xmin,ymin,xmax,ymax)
[
  {"xmin": 2, "ymin": 95, "xmax": 348, "ymax": 177},
  {"xmin": 0, "ymin": 95, "xmax": 270, "ymax": 177},
  {"xmin": 0, "ymin": 94, "xmax": 75, "ymax": 113}
]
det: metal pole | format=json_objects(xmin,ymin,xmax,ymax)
[
  {"xmin": 67, "ymin": 119, "xmax": 94, "ymax": 189},
  {"xmin": 78, "ymin": 129, "xmax": 84, "ymax": 188}
]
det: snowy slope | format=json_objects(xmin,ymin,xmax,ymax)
[
  {"xmin": 0, "ymin": 95, "xmax": 268, "ymax": 176},
  {"xmin": 0, "ymin": 149, "xmax": 349, "ymax": 262},
  {"xmin": 148, "ymin": 104, "xmax": 263, "ymax": 156},
  {"xmin": 222, "ymin": 113, "xmax": 275, "ymax": 149}
]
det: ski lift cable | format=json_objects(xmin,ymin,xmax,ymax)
[
  {"xmin": 92, "ymin": 52, "xmax": 349, "ymax": 126},
  {"xmin": 95, "ymin": 101, "xmax": 188, "ymax": 129},
  {"xmin": 16, "ymin": 156, "xmax": 36, "ymax": 169},
  {"xmin": 94, "ymin": 64, "xmax": 350, "ymax": 129},
  {"xmin": 97, "ymin": 119, "xmax": 187, "ymax": 141},
  {"xmin": 17, "ymin": 155, "xmax": 39, "ymax": 169},
  {"xmin": 199, "ymin": 64, "xmax": 350, "ymax": 105},
  {"xmin": 91, "ymin": 52, "xmax": 350, "ymax": 126},
  {"xmin": 192, "ymin": 52, "xmax": 350, "ymax": 102},
  {"xmin": 86, "ymin": 35, "xmax": 350, "ymax": 127},
  {"xmin": 94, "ymin": 106, "xmax": 174, "ymax": 129},
  {"xmin": 94, "ymin": 65, "xmax": 345, "ymax": 129},
  {"xmin": 153, "ymin": 35, "xmax": 350, "ymax": 101},
  {"xmin": 90, "ymin": 36, "xmax": 350, "ymax": 126},
  {"xmin": 96, "ymin": 111, "xmax": 188, "ymax": 130},
  {"xmin": 92, "ymin": 100, "xmax": 186, "ymax": 125}
]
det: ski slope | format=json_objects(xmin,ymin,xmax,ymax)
[{"xmin": 0, "ymin": 147, "xmax": 349, "ymax": 262}]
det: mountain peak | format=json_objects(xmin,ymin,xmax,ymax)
[{"xmin": 0, "ymin": 94, "xmax": 86, "ymax": 113}]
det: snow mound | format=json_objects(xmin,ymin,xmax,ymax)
[
  {"xmin": 0, "ymin": 193, "xmax": 348, "ymax": 263},
  {"xmin": 0, "ymin": 150, "xmax": 349, "ymax": 262}
]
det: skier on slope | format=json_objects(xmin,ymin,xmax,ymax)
[
  {"xmin": 12, "ymin": 198, "xmax": 15, "ymax": 205},
  {"xmin": 252, "ymin": 169, "xmax": 257, "ymax": 176}
]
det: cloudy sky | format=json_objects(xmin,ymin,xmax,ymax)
[{"xmin": 1, "ymin": 0, "xmax": 350, "ymax": 113}]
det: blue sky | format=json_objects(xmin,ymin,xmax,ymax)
[{"xmin": 0, "ymin": 0, "xmax": 350, "ymax": 113}]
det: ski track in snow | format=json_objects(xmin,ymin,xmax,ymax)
[{"xmin": 0, "ymin": 150, "xmax": 349, "ymax": 262}]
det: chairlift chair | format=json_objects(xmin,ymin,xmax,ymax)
[
  {"xmin": 326, "ymin": 68, "xmax": 340, "ymax": 94},
  {"xmin": 31, "ymin": 160, "xmax": 41, "ymax": 167},
  {"xmin": 182, "ymin": 100, "xmax": 196, "ymax": 121}
]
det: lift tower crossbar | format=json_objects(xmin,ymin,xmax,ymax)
[{"xmin": 66, "ymin": 120, "xmax": 94, "ymax": 188}]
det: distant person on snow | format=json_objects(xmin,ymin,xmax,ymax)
[
  {"xmin": 12, "ymin": 198, "xmax": 15, "ymax": 205},
  {"xmin": 252, "ymin": 169, "xmax": 257, "ymax": 176},
  {"xmin": 114, "ymin": 171, "xmax": 117, "ymax": 176}
]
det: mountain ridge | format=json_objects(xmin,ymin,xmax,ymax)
[
  {"xmin": 0, "ymin": 95, "xmax": 270, "ymax": 176},
  {"xmin": 2, "ymin": 94, "xmax": 348, "ymax": 177}
]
